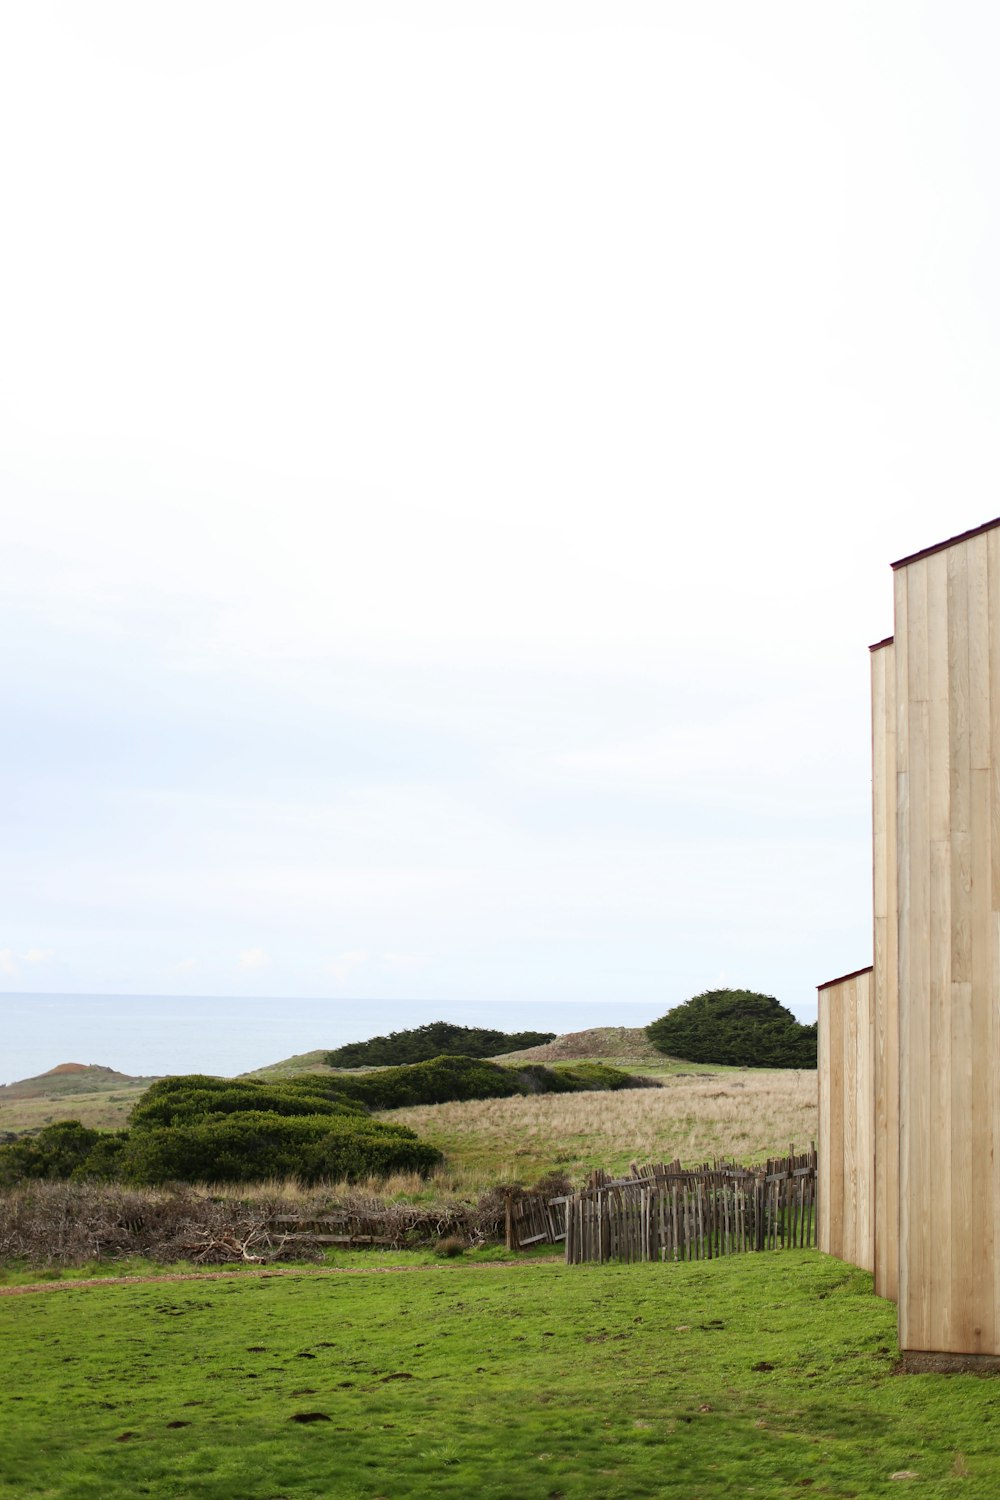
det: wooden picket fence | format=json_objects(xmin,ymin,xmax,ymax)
[
  {"xmin": 506, "ymin": 1191, "xmax": 570, "ymax": 1250},
  {"xmin": 561, "ymin": 1148, "xmax": 817, "ymax": 1265}
]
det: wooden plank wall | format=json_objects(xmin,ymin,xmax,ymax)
[
  {"xmin": 871, "ymin": 639, "xmax": 899, "ymax": 1301},
  {"xmin": 894, "ymin": 529, "xmax": 998, "ymax": 1357},
  {"xmin": 817, "ymin": 968, "xmax": 874, "ymax": 1272}
]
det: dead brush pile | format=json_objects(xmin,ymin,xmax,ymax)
[{"xmin": 0, "ymin": 1180, "xmax": 520, "ymax": 1267}]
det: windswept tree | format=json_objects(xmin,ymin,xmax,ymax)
[{"xmin": 646, "ymin": 989, "xmax": 816, "ymax": 1069}]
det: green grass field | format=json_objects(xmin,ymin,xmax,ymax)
[{"xmin": 2, "ymin": 1249, "xmax": 996, "ymax": 1499}]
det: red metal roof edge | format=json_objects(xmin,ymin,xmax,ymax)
[
  {"xmin": 869, "ymin": 635, "xmax": 894, "ymax": 652},
  {"xmin": 891, "ymin": 516, "xmax": 1000, "ymax": 571},
  {"xmin": 816, "ymin": 964, "xmax": 873, "ymax": 992}
]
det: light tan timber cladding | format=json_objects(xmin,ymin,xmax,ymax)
[
  {"xmin": 894, "ymin": 524, "xmax": 999, "ymax": 1357},
  {"xmin": 817, "ymin": 979, "xmax": 840, "ymax": 1255},
  {"xmin": 871, "ymin": 639, "xmax": 899, "ymax": 1301},
  {"xmin": 817, "ymin": 969, "xmax": 874, "ymax": 1271}
]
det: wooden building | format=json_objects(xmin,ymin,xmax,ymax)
[
  {"xmin": 893, "ymin": 522, "xmax": 999, "ymax": 1366},
  {"xmin": 871, "ymin": 636, "xmax": 899, "ymax": 1304},
  {"xmin": 817, "ymin": 967, "xmax": 874, "ymax": 1273},
  {"xmin": 819, "ymin": 517, "xmax": 1000, "ymax": 1369}
]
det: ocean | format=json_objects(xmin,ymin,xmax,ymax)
[{"xmin": 1, "ymin": 993, "xmax": 658, "ymax": 1083}]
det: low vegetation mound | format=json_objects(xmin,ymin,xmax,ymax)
[
  {"xmin": 646, "ymin": 989, "xmax": 817, "ymax": 1069},
  {"xmin": 273, "ymin": 1055, "xmax": 652, "ymax": 1111},
  {"xmin": 0, "ymin": 1063, "xmax": 158, "ymax": 1101},
  {"xmin": 0, "ymin": 1075, "xmax": 441, "ymax": 1188},
  {"xmin": 324, "ymin": 1021, "xmax": 556, "ymax": 1068},
  {"xmin": 237, "ymin": 1049, "xmax": 335, "ymax": 1081},
  {"xmin": 0, "ymin": 1057, "xmax": 649, "ymax": 1188},
  {"xmin": 496, "ymin": 1026, "xmax": 664, "ymax": 1064},
  {"xmin": 128, "ymin": 1077, "xmax": 363, "ymax": 1130}
]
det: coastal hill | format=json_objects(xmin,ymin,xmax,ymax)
[
  {"xmin": 0, "ymin": 1063, "xmax": 160, "ymax": 1101},
  {"xmin": 245, "ymin": 1030, "xmax": 666, "ymax": 1079},
  {"xmin": 0, "ymin": 1064, "xmax": 160, "ymax": 1135},
  {"xmin": 495, "ymin": 1026, "xmax": 664, "ymax": 1065}
]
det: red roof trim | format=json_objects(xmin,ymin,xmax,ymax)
[
  {"xmin": 891, "ymin": 517, "xmax": 1000, "ymax": 570},
  {"xmin": 869, "ymin": 635, "xmax": 894, "ymax": 652},
  {"xmin": 817, "ymin": 965, "xmax": 873, "ymax": 992}
]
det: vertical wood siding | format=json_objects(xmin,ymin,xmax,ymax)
[
  {"xmin": 817, "ymin": 969, "xmax": 874, "ymax": 1272},
  {"xmin": 895, "ymin": 530, "xmax": 998, "ymax": 1355},
  {"xmin": 871, "ymin": 640, "xmax": 899, "ymax": 1301}
]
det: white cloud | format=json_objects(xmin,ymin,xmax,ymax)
[
  {"xmin": 172, "ymin": 958, "xmax": 199, "ymax": 974},
  {"xmin": 327, "ymin": 949, "xmax": 368, "ymax": 984},
  {"xmin": 238, "ymin": 947, "xmax": 269, "ymax": 971},
  {"xmin": 0, "ymin": 949, "xmax": 17, "ymax": 977},
  {"xmin": 23, "ymin": 948, "xmax": 52, "ymax": 964}
]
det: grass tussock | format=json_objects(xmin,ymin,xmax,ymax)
[{"xmin": 380, "ymin": 1070, "xmax": 817, "ymax": 1182}]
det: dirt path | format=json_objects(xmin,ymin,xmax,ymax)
[{"xmin": 0, "ymin": 1256, "xmax": 563, "ymax": 1298}]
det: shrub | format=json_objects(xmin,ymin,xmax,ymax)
[
  {"xmin": 0, "ymin": 1076, "xmax": 442, "ymax": 1189},
  {"xmin": 324, "ymin": 1022, "xmax": 556, "ymax": 1068},
  {"xmin": 532, "ymin": 1063, "xmax": 653, "ymax": 1093},
  {"xmin": 0, "ymin": 1122, "xmax": 102, "ymax": 1187},
  {"xmin": 130, "ymin": 1080, "xmax": 362, "ymax": 1130},
  {"xmin": 646, "ymin": 989, "xmax": 817, "ymax": 1069},
  {"xmin": 281, "ymin": 1056, "xmax": 654, "ymax": 1111},
  {"xmin": 309, "ymin": 1055, "xmax": 526, "ymax": 1110},
  {"xmin": 117, "ymin": 1112, "xmax": 440, "ymax": 1186}
]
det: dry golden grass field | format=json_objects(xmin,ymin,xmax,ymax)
[
  {"xmin": 0, "ymin": 1088, "xmax": 149, "ymax": 1135},
  {"xmin": 379, "ymin": 1067, "xmax": 817, "ymax": 1186}
]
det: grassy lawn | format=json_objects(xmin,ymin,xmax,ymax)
[
  {"xmin": 0, "ymin": 1243, "xmax": 557, "ymax": 1288},
  {"xmin": 2, "ymin": 1249, "xmax": 996, "ymax": 1499}
]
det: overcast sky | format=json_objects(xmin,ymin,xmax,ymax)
[{"xmin": 2, "ymin": 2, "xmax": 998, "ymax": 1032}]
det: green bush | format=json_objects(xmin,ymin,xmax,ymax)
[
  {"xmin": 76, "ymin": 1132, "xmax": 130, "ymax": 1180},
  {"xmin": 0, "ymin": 1076, "xmax": 443, "ymax": 1189},
  {"xmin": 306, "ymin": 1055, "xmax": 526, "ymax": 1110},
  {"xmin": 0, "ymin": 1121, "xmax": 130, "ymax": 1187},
  {"xmin": 130, "ymin": 1080, "xmax": 363, "ymax": 1130},
  {"xmin": 546, "ymin": 1062, "xmax": 652, "ymax": 1092},
  {"xmin": 116, "ymin": 1111, "xmax": 439, "ymax": 1186},
  {"xmin": 646, "ymin": 989, "xmax": 817, "ymax": 1069},
  {"xmin": 280, "ymin": 1055, "xmax": 653, "ymax": 1109},
  {"xmin": 0, "ymin": 1122, "xmax": 101, "ymax": 1187},
  {"xmin": 324, "ymin": 1021, "xmax": 556, "ymax": 1068}
]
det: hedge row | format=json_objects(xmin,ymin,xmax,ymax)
[
  {"xmin": 0, "ymin": 1112, "xmax": 440, "ymax": 1190},
  {"xmin": 324, "ymin": 1021, "xmax": 556, "ymax": 1067}
]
